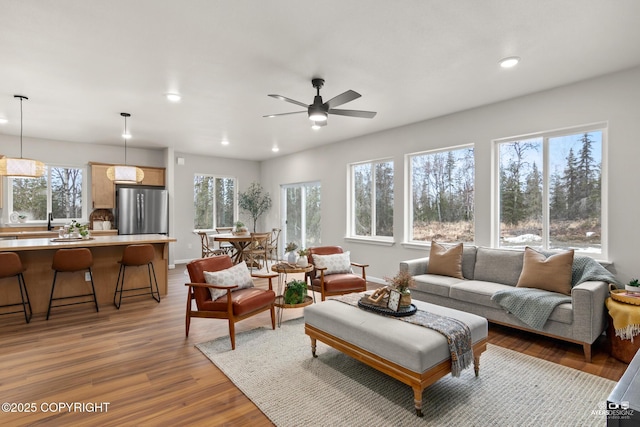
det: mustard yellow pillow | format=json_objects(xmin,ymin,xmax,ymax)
[
  {"xmin": 516, "ymin": 247, "xmax": 574, "ymax": 295},
  {"xmin": 426, "ymin": 241, "xmax": 464, "ymax": 279}
]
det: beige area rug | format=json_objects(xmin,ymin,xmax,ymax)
[{"xmin": 196, "ymin": 318, "xmax": 615, "ymax": 427}]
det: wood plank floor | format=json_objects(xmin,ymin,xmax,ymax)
[{"xmin": 0, "ymin": 264, "xmax": 628, "ymax": 426}]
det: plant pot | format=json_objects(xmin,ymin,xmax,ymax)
[
  {"xmin": 284, "ymin": 283, "xmax": 307, "ymax": 304},
  {"xmin": 625, "ymin": 285, "xmax": 640, "ymax": 293},
  {"xmin": 297, "ymin": 257, "xmax": 308, "ymax": 267},
  {"xmin": 400, "ymin": 290, "xmax": 411, "ymax": 308},
  {"xmin": 287, "ymin": 252, "xmax": 297, "ymax": 264}
]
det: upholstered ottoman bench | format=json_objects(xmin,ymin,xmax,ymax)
[{"xmin": 304, "ymin": 294, "xmax": 488, "ymax": 416}]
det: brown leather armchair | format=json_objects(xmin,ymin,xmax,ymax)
[
  {"xmin": 186, "ymin": 255, "xmax": 276, "ymax": 349},
  {"xmin": 306, "ymin": 246, "xmax": 368, "ymax": 301}
]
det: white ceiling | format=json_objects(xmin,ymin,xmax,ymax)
[{"xmin": 1, "ymin": 0, "xmax": 639, "ymax": 161}]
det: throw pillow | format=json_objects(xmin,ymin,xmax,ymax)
[
  {"xmin": 312, "ymin": 252, "xmax": 352, "ymax": 275},
  {"xmin": 516, "ymin": 247, "xmax": 574, "ymax": 295},
  {"xmin": 203, "ymin": 261, "xmax": 254, "ymax": 301},
  {"xmin": 426, "ymin": 241, "xmax": 464, "ymax": 279}
]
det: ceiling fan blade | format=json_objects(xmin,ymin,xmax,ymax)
[
  {"xmin": 263, "ymin": 111, "xmax": 306, "ymax": 118},
  {"xmin": 268, "ymin": 94, "xmax": 309, "ymax": 108},
  {"xmin": 325, "ymin": 90, "xmax": 361, "ymax": 109},
  {"xmin": 328, "ymin": 109, "xmax": 377, "ymax": 119}
]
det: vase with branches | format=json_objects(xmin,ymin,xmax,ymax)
[{"xmin": 238, "ymin": 182, "xmax": 272, "ymax": 232}]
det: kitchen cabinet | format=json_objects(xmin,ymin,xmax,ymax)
[
  {"xmin": 91, "ymin": 163, "xmax": 116, "ymax": 209},
  {"xmin": 140, "ymin": 167, "xmax": 165, "ymax": 186}
]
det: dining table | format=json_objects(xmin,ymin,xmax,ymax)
[{"xmin": 211, "ymin": 233, "xmax": 252, "ymax": 264}]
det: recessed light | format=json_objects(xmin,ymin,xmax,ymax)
[
  {"xmin": 272, "ymin": 146, "xmax": 279, "ymax": 152},
  {"xmin": 0, "ymin": 118, "xmax": 7, "ymax": 124},
  {"xmin": 221, "ymin": 140, "xmax": 229, "ymax": 146},
  {"xmin": 499, "ymin": 56, "xmax": 520, "ymax": 68},
  {"xmin": 165, "ymin": 93, "xmax": 181, "ymax": 102}
]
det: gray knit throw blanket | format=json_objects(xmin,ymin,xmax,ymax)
[{"xmin": 334, "ymin": 293, "xmax": 474, "ymax": 377}]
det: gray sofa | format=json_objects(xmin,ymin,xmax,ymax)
[{"xmin": 400, "ymin": 246, "xmax": 611, "ymax": 362}]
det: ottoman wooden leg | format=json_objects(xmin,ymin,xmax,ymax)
[
  {"xmin": 311, "ymin": 337, "xmax": 317, "ymax": 358},
  {"xmin": 413, "ymin": 387, "xmax": 423, "ymax": 417},
  {"xmin": 474, "ymin": 354, "xmax": 481, "ymax": 377}
]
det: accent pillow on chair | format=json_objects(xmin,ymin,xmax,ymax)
[
  {"xmin": 426, "ymin": 241, "xmax": 464, "ymax": 279},
  {"xmin": 203, "ymin": 260, "xmax": 254, "ymax": 300},
  {"xmin": 516, "ymin": 247, "xmax": 574, "ymax": 295},
  {"xmin": 306, "ymin": 246, "xmax": 368, "ymax": 301},
  {"xmin": 311, "ymin": 252, "xmax": 352, "ymax": 275}
]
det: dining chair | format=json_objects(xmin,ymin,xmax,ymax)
[
  {"xmin": 198, "ymin": 232, "xmax": 225, "ymax": 258},
  {"xmin": 267, "ymin": 228, "xmax": 281, "ymax": 261},
  {"xmin": 215, "ymin": 227, "xmax": 235, "ymax": 255},
  {"xmin": 243, "ymin": 232, "xmax": 271, "ymax": 273}
]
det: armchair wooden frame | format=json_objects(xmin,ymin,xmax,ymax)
[
  {"xmin": 185, "ymin": 256, "xmax": 278, "ymax": 349},
  {"xmin": 306, "ymin": 246, "xmax": 369, "ymax": 302}
]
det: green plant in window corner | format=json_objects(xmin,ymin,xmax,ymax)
[
  {"xmin": 238, "ymin": 182, "xmax": 272, "ymax": 232},
  {"xmin": 284, "ymin": 279, "xmax": 307, "ymax": 304}
]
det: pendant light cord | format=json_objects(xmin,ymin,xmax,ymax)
[{"xmin": 124, "ymin": 115, "xmax": 128, "ymax": 165}]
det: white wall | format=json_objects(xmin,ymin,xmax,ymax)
[
  {"xmin": 171, "ymin": 151, "xmax": 260, "ymax": 264},
  {"xmin": 259, "ymin": 66, "xmax": 640, "ymax": 284}
]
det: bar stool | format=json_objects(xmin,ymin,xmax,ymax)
[
  {"xmin": 47, "ymin": 248, "xmax": 99, "ymax": 319},
  {"xmin": 113, "ymin": 244, "xmax": 160, "ymax": 309},
  {"xmin": 0, "ymin": 252, "xmax": 32, "ymax": 323}
]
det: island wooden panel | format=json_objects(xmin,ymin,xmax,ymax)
[{"xmin": 0, "ymin": 235, "xmax": 175, "ymax": 316}]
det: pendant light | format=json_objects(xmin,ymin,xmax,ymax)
[
  {"xmin": 106, "ymin": 112, "xmax": 144, "ymax": 184},
  {"xmin": 0, "ymin": 95, "xmax": 45, "ymax": 178}
]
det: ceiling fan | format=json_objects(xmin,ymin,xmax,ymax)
[{"xmin": 264, "ymin": 78, "xmax": 377, "ymax": 127}]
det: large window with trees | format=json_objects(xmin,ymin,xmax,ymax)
[
  {"xmin": 8, "ymin": 165, "xmax": 84, "ymax": 222},
  {"xmin": 408, "ymin": 146, "xmax": 474, "ymax": 243},
  {"xmin": 349, "ymin": 160, "xmax": 394, "ymax": 239},
  {"xmin": 193, "ymin": 175, "xmax": 236, "ymax": 230},
  {"xmin": 281, "ymin": 182, "xmax": 321, "ymax": 250},
  {"xmin": 496, "ymin": 125, "xmax": 605, "ymax": 256}
]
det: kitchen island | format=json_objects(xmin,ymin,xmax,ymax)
[{"xmin": 0, "ymin": 234, "xmax": 176, "ymax": 316}]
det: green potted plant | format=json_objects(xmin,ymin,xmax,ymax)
[
  {"xmin": 626, "ymin": 278, "xmax": 640, "ymax": 293},
  {"xmin": 233, "ymin": 221, "xmax": 248, "ymax": 235},
  {"xmin": 238, "ymin": 182, "xmax": 272, "ymax": 232},
  {"xmin": 284, "ymin": 242, "xmax": 298, "ymax": 264},
  {"xmin": 385, "ymin": 270, "xmax": 415, "ymax": 307},
  {"xmin": 69, "ymin": 220, "xmax": 90, "ymax": 239},
  {"xmin": 284, "ymin": 279, "xmax": 308, "ymax": 304}
]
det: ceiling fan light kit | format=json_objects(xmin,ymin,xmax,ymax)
[
  {"xmin": 106, "ymin": 112, "xmax": 145, "ymax": 184},
  {"xmin": 265, "ymin": 78, "xmax": 377, "ymax": 127},
  {"xmin": 0, "ymin": 95, "xmax": 45, "ymax": 178}
]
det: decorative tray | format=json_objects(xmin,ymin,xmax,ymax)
[
  {"xmin": 610, "ymin": 289, "xmax": 640, "ymax": 306},
  {"xmin": 357, "ymin": 299, "xmax": 417, "ymax": 317},
  {"xmin": 50, "ymin": 237, "xmax": 95, "ymax": 242}
]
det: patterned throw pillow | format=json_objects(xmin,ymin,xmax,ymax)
[
  {"xmin": 203, "ymin": 261, "xmax": 254, "ymax": 301},
  {"xmin": 312, "ymin": 252, "xmax": 352, "ymax": 275}
]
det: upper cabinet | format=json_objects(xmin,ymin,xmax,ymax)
[
  {"xmin": 91, "ymin": 163, "xmax": 115, "ymax": 209},
  {"xmin": 90, "ymin": 163, "xmax": 165, "ymax": 209}
]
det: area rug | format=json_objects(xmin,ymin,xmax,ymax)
[{"xmin": 196, "ymin": 318, "xmax": 615, "ymax": 426}]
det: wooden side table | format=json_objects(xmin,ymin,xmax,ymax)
[
  {"xmin": 271, "ymin": 263, "xmax": 314, "ymax": 326},
  {"xmin": 606, "ymin": 297, "xmax": 640, "ymax": 363}
]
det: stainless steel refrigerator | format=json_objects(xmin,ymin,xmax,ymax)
[{"xmin": 116, "ymin": 186, "xmax": 168, "ymax": 235}]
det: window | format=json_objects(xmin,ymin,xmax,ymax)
[
  {"xmin": 349, "ymin": 160, "xmax": 393, "ymax": 239},
  {"xmin": 193, "ymin": 175, "xmax": 236, "ymax": 230},
  {"xmin": 408, "ymin": 146, "xmax": 475, "ymax": 243},
  {"xmin": 281, "ymin": 182, "xmax": 321, "ymax": 249},
  {"xmin": 496, "ymin": 125, "xmax": 605, "ymax": 256},
  {"xmin": 8, "ymin": 165, "xmax": 85, "ymax": 222}
]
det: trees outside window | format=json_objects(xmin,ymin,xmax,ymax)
[
  {"xmin": 193, "ymin": 175, "xmax": 236, "ymax": 230},
  {"xmin": 497, "ymin": 127, "xmax": 604, "ymax": 255},
  {"xmin": 282, "ymin": 182, "xmax": 321, "ymax": 250},
  {"xmin": 9, "ymin": 166, "xmax": 84, "ymax": 221},
  {"xmin": 349, "ymin": 160, "xmax": 393, "ymax": 238},
  {"xmin": 408, "ymin": 146, "xmax": 474, "ymax": 243}
]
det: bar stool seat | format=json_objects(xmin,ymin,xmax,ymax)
[
  {"xmin": 47, "ymin": 248, "xmax": 99, "ymax": 319},
  {"xmin": 0, "ymin": 252, "xmax": 32, "ymax": 323},
  {"xmin": 113, "ymin": 244, "xmax": 160, "ymax": 309}
]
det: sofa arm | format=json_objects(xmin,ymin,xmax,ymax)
[
  {"xmin": 571, "ymin": 280, "xmax": 610, "ymax": 343},
  {"xmin": 400, "ymin": 257, "xmax": 430, "ymax": 277}
]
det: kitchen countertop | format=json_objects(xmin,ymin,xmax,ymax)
[
  {"xmin": 0, "ymin": 230, "xmax": 118, "ymax": 239},
  {"xmin": 0, "ymin": 234, "xmax": 175, "ymax": 252}
]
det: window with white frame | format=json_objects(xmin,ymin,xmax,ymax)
[
  {"xmin": 496, "ymin": 124, "xmax": 605, "ymax": 256},
  {"xmin": 8, "ymin": 165, "xmax": 85, "ymax": 222},
  {"xmin": 349, "ymin": 159, "xmax": 393, "ymax": 238},
  {"xmin": 193, "ymin": 175, "xmax": 236, "ymax": 230},
  {"xmin": 407, "ymin": 145, "xmax": 475, "ymax": 243},
  {"xmin": 281, "ymin": 182, "xmax": 321, "ymax": 250}
]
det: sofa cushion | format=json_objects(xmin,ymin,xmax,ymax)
[
  {"xmin": 427, "ymin": 241, "xmax": 464, "ymax": 279},
  {"xmin": 473, "ymin": 247, "xmax": 524, "ymax": 286},
  {"xmin": 449, "ymin": 279, "xmax": 573, "ymax": 325},
  {"xmin": 516, "ymin": 247, "xmax": 574, "ymax": 295},
  {"xmin": 412, "ymin": 274, "xmax": 466, "ymax": 297}
]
